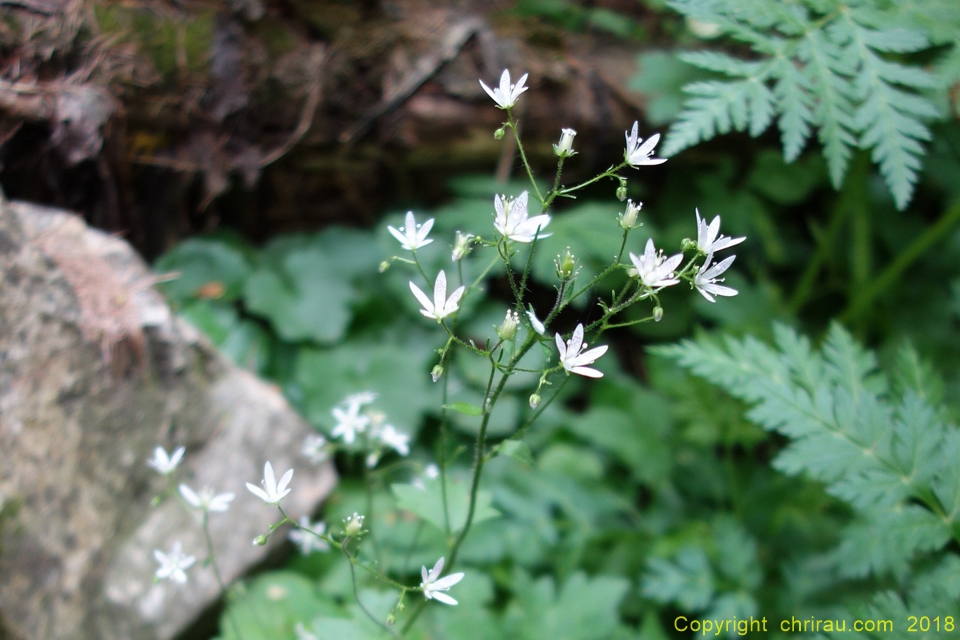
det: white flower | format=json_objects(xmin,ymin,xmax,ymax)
[
  {"xmin": 374, "ymin": 423, "xmax": 410, "ymax": 456},
  {"xmin": 289, "ymin": 516, "xmax": 330, "ymax": 555},
  {"xmin": 409, "ymin": 270, "xmax": 466, "ymax": 322},
  {"xmin": 301, "ymin": 434, "xmax": 328, "ymax": 464},
  {"xmin": 179, "ymin": 484, "xmax": 235, "ymax": 513},
  {"xmin": 619, "ymin": 200, "xmax": 642, "ymax": 230},
  {"xmin": 245, "ymin": 461, "xmax": 293, "ymax": 505},
  {"xmin": 331, "ymin": 402, "xmax": 369, "ymax": 444},
  {"xmin": 624, "ymin": 121, "xmax": 666, "ymax": 168},
  {"xmin": 629, "ymin": 239, "xmax": 683, "ymax": 289},
  {"xmin": 526, "ymin": 306, "xmax": 546, "ymax": 335},
  {"xmin": 498, "ymin": 309, "xmax": 520, "ymax": 340},
  {"xmin": 343, "ymin": 391, "xmax": 377, "ymax": 407},
  {"xmin": 424, "ymin": 463, "xmax": 440, "ymax": 479},
  {"xmin": 494, "ymin": 191, "xmax": 551, "ymax": 243},
  {"xmin": 695, "ymin": 209, "xmax": 745, "ymax": 254},
  {"xmin": 154, "ymin": 540, "xmax": 196, "ymax": 584},
  {"xmin": 555, "ymin": 323, "xmax": 608, "ymax": 378},
  {"xmin": 452, "ymin": 231, "xmax": 474, "ymax": 262},
  {"xmin": 554, "ymin": 128, "xmax": 577, "ymax": 157},
  {"xmin": 479, "ymin": 69, "xmax": 529, "ymax": 109},
  {"xmin": 387, "ymin": 211, "xmax": 434, "ymax": 251},
  {"xmin": 694, "ymin": 251, "xmax": 738, "ymax": 302},
  {"xmin": 146, "ymin": 445, "xmax": 185, "ymax": 475},
  {"xmin": 420, "ymin": 557, "xmax": 464, "ymax": 605}
]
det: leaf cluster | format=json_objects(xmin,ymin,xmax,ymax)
[
  {"xmin": 660, "ymin": 0, "xmax": 960, "ymax": 209},
  {"xmin": 657, "ymin": 324, "xmax": 960, "ymax": 626}
]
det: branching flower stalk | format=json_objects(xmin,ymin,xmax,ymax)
[{"xmin": 146, "ymin": 67, "xmax": 745, "ymax": 639}]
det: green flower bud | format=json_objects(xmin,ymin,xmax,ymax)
[
  {"xmin": 343, "ymin": 512, "xmax": 365, "ymax": 537},
  {"xmin": 253, "ymin": 535, "xmax": 267, "ymax": 546},
  {"xmin": 556, "ymin": 247, "xmax": 577, "ymax": 281},
  {"xmin": 379, "ymin": 261, "xmax": 391, "ymax": 273},
  {"xmin": 494, "ymin": 126, "xmax": 506, "ymax": 140},
  {"xmin": 386, "ymin": 614, "xmax": 397, "ymax": 626},
  {"xmin": 615, "ymin": 185, "xmax": 627, "ymax": 201},
  {"xmin": 653, "ymin": 306, "xmax": 664, "ymax": 322},
  {"xmin": 529, "ymin": 393, "xmax": 541, "ymax": 409},
  {"xmin": 431, "ymin": 364, "xmax": 444, "ymax": 383}
]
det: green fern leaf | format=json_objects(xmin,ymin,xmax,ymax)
[
  {"xmin": 773, "ymin": 58, "xmax": 815, "ymax": 162},
  {"xmin": 661, "ymin": 324, "xmax": 960, "ymax": 578},
  {"xmin": 660, "ymin": 0, "xmax": 952, "ymax": 209}
]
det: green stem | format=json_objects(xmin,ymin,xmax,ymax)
[
  {"xmin": 789, "ymin": 153, "xmax": 867, "ymax": 313},
  {"xmin": 439, "ymin": 371, "xmax": 452, "ymax": 537},
  {"xmin": 841, "ymin": 199, "xmax": 960, "ymax": 322},
  {"xmin": 201, "ymin": 515, "xmax": 244, "ymax": 640},
  {"xmin": 508, "ymin": 114, "xmax": 545, "ymax": 204},
  {"xmin": 345, "ymin": 546, "xmax": 399, "ymax": 639}
]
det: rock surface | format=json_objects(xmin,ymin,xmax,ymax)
[{"xmin": 0, "ymin": 198, "xmax": 337, "ymax": 639}]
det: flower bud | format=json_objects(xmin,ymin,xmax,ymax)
[
  {"xmin": 615, "ymin": 178, "xmax": 628, "ymax": 201},
  {"xmin": 344, "ymin": 512, "xmax": 365, "ymax": 537},
  {"xmin": 431, "ymin": 364, "xmax": 444, "ymax": 383},
  {"xmin": 379, "ymin": 261, "xmax": 391, "ymax": 273},
  {"xmin": 553, "ymin": 128, "xmax": 577, "ymax": 157},
  {"xmin": 253, "ymin": 535, "xmax": 267, "ymax": 546},
  {"xmin": 498, "ymin": 310, "xmax": 520, "ymax": 341},
  {"xmin": 494, "ymin": 126, "xmax": 506, "ymax": 140},
  {"xmin": 451, "ymin": 231, "xmax": 474, "ymax": 262},
  {"xmin": 529, "ymin": 393, "xmax": 541, "ymax": 409},
  {"xmin": 556, "ymin": 247, "xmax": 577, "ymax": 281},
  {"xmin": 619, "ymin": 200, "xmax": 642, "ymax": 230},
  {"xmin": 386, "ymin": 614, "xmax": 397, "ymax": 626},
  {"xmin": 653, "ymin": 306, "xmax": 664, "ymax": 322}
]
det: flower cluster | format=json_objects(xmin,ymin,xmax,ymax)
[{"xmin": 327, "ymin": 392, "xmax": 410, "ymax": 465}]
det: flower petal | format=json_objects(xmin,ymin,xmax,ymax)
[
  {"xmin": 409, "ymin": 281, "xmax": 434, "ymax": 315},
  {"xmin": 431, "ymin": 572, "xmax": 464, "ymax": 590},
  {"xmin": 429, "ymin": 591, "xmax": 459, "ymax": 605},
  {"xmin": 246, "ymin": 482, "xmax": 271, "ymax": 502}
]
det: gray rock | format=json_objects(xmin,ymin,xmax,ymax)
[{"xmin": 0, "ymin": 198, "xmax": 336, "ymax": 639}]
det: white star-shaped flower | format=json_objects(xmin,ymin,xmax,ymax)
[
  {"xmin": 624, "ymin": 121, "xmax": 666, "ymax": 168},
  {"xmin": 301, "ymin": 434, "xmax": 328, "ymax": 464},
  {"xmin": 331, "ymin": 401, "xmax": 369, "ymax": 444},
  {"xmin": 555, "ymin": 323, "xmax": 608, "ymax": 378},
  {"xmin": 695, "ymin": 209, "xmax": 745, "ymax": 254},
  {"xmin": 695, "ymin": 251, "xmax": 738, "ymax": 302},
  {"xmin": 154, "ymin": 540, "xmax": 196, "ymax": 584},
  {"xmin": 289, "ymin": 516, "xmax": 330, "ymax": 555},
  {"xmin": 409, "ymin": 270, "xmax": 465, "ymax": 322},
  {"xmin": 494, "ymin": 191, "xmax": 551, "ymax": 243},
  {"xmin": 420, "ymin": 557, "xmax": 465, "ymax": 605},
  {"xmin": 179, "ymin": 484, "xmax": 235, "ymax": 513},
  {"xmin": 387, "ymin": 211, "xmax": 434, "ymax": 251},
  {"xmin": 146, "ymin": 445, "xmax": 185, "ymax": 475},
  {"xmin": 629, "ymin": 239, "xmax": 683, "ymax": 290},
  {"xmin": 479, "ymin": 69, "xmax": 529, "ymax": 109},
  {"xmin": 374, "ymin": 423, "xmax": 410, "ymax": 456},
  {"xmin": 245, "ymin": 461, "xmax": 293, "ymax": 505}
]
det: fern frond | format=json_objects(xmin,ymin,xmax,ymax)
[
  {"xmin": 661, "ymin": 324, "xmax": 960, "ymax": 577},
  {"xmin": 661, "ymin": 0, "xmax": 953, "ymax": 209}
]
